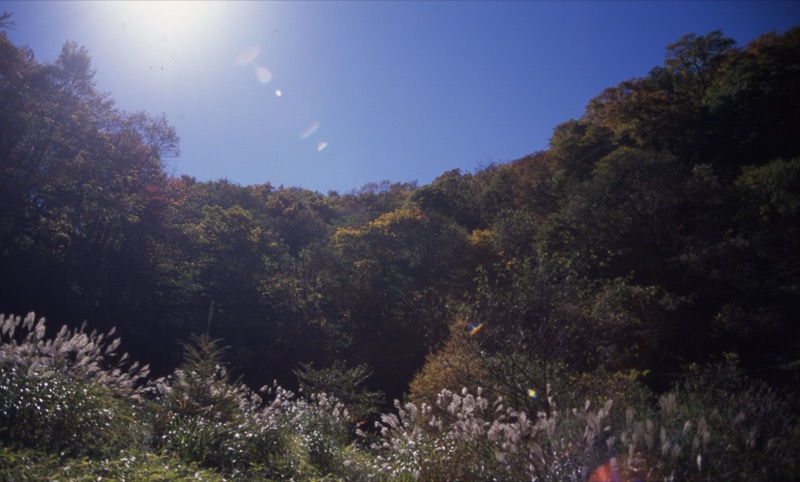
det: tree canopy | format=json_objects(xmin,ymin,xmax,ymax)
[{"xmin": 1, "ymin": 25, "xmax": 799, "ymax": 413}]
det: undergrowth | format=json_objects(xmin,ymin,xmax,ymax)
[{"xmin": 1, "ymin": 312, "xmax": 797, "ymax": 481}]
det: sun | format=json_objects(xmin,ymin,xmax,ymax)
[
  {"xmin": 114, "ymin": 1, "xmax": 219, "ymax": 41},
  {"xmin": 88, "ymin": 0, "xmax": 239, "ymax": 89},
  {"xmin": 102, "ymin": 1, "xmax": 225, "ymax": 66}
]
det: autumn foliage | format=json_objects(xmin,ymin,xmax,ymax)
[{"xmin": 2, "ymin": 20, "xmax": 800, "ymax": 480}]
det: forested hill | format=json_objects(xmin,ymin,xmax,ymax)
[{"xmin": 1, "ymin": 24, "xmax": 799, "ymax": 408}]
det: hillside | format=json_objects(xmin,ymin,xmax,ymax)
[{"xmin": 1, "ymin": 24, "xmax": 799, "ymax": 480}]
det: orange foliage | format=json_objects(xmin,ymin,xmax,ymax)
[{"xmin": 408, "ymin": 317, "xmax": 488, "ymax": 407}]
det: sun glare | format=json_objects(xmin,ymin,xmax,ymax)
[
  {"xmin": 102, "ymin": 0, "xmax": 225, "ymax": 73},
  {"xmin": 114, "ymin": 1, "xmax": 218, "ymax": 43}
]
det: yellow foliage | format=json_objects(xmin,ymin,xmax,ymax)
[
  {"xmin": 408, "ymin": 317, "xmax": 488, "ymax": 407},
  {"xmin": 467, "ymin": 228, "xmax": 493, "ymax": 248},
  {"xmin": 332, "ymin": 207, "xmax": 429, "ymax": 246}
]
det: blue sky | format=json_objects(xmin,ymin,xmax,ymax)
[{"xmin": 4, "ymin": 1, "xmax": 799, "ymax": 193}]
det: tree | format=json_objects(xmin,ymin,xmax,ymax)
[
  {"xmin": 0, "ymin": 12, "xmax": 13, "ymax": 30},
  {"xmin": 0, "ymin": 38, "xmax": 179, "ymax": 336},
  {"xmin": 294, "ymin": 361, "xmax": 384, "ymax": 422},
  {"xmin": 262, "ymin": 186, "xmax": 336, "ymax": 255},
  {"xmin": 664, "ymin": 29, "xmax": 737, "ymax": 92},
  {"xmin": 702, "ymin": 28, "xmax": 800, "ymax": 169},
  {"xmin": 408, "ymin": 169, "xmax": 484, "ymax": 230},
  {"xmin": 408, "ymin": 317, "xmax": 489, "ymax": 407},
  {"xmin": 337, "ymin": 180, "xmax": 416, "ymax": 226},
  {"xmin": 584, "ymin": 31, "xmax": 739, "ymax": 161},
  {"xmin": 548, "ymin": 119, "xmax": 616, "ymax": 187},
  {"xmin": 703, "ymin": 158, "xmax": 800, "ymax": 375},
  {"xmin": 328, "ymin": 206, "xmax": 468, "ymax": 398}
]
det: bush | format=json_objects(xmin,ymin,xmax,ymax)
[
  {"xmin": 0, "ymin": 446, "xmax": 227, "ymax": 481},
  {"xmin": 661, "ymin": 355, "xmax": 800, "ymax": 480},
  {"xmin": 353, "ymin": 388, "xmax": 573, "ymax": 480},
  {"xmin": 355, "ymin": 370, "xmax": 800, "ymax": 482},
  {"xmin": 294, "ymin": 360, "xmax": 384, "ymax": 423},
  {"xmin": 0, "ymin": 313, "xmax": 150, "ymax": 394},
  {"xmin": 0, "ymin": 366, "xmax": 143, "ymax": 457},
  {"xmin": 409, "ymin": 317, "xmax": 489, "ymax": 408},
  {"xmin": 4, "ymin": 312, "xmax": 796, "ymax": 481},
  {"xmin": 0, "ymin": 313, "xmax": 147, "ymax": 457},
  {"xmin": 150, "ymin": 333, "xmax": 356, "ymax": 480}
]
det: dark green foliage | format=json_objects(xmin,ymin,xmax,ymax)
[
  {"xmin": 2, "ymin": 312, "xmax": 797, "ymax": 481},
  {"xmin": 171, "ymin": 333, "xmax": 242, "ymax": 422},
  {"xmin": 0, "ymin": 446, "xmax": 228, "ymax": 482},
  {"xmin": 141, "ymin": 326, "xmax": 357, "ymax": 479},
  {"xmin": 702, "ymin": 29, "xmax": 800, "ymax": 167},
  {"xmin": 665, "ymin": 355, "xmax": 800, "ymax": 480},
  {"xmin": 408, "ymin": 169, "xmax": 485, "ymax": 230},
  {"xmin": 294, "ymin": 361, "xmax": 384, "ymax": 422},
  {"xmin": 151, "ymin": 333, "xmax": 257, "ymax": 472},
  {"xmin": 0, "ymin": 313, "xmax": 149, "ymax": 457},
  {"xmin": 0, "ymin": 366, "xmax": 141, "ymax": 457}
]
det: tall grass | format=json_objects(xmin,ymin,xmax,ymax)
[
  {"xmin": 0, "ymin": 313, "xmax": 148, "ymax": 457},
  {"xmin": 2, "ymin": 312, "xmax": 798, "ymax": 481}
]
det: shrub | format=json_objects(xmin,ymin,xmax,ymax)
[
  {"xmin": 294, "ymin": 360, "xmax": 384, "ymax": 423},
  {"xmin": 150, "ymin": 333, "xmax": 273, "ymax": 474},
  {"xmin": 356, "ymin": 368, "xmax": 800, "ymax": 482},
  {"xmin": 0, "ymin": 313, "xmax": 147, "ymax": 457},
  {"xmin": 352, "ymin": 387, "xmax": 612, "ymax": 481},
  {"xmin": 0, "ymin": 446, "xmax": 227, "ymax": 481},
  {"xmin": 408, "ymin": 317, "xmax": 489, "ymax": 408},
  {"xmin": 150, "ymin": 333, "xmax": 356, "ymax": 480},
  {"xmin": 0, "ymin": 366, "xmax": 143, "ymax": 457},
  {"xmin": 0, "ymin": 313, "xmax": 149, "ymax": 394},
  {"xmin": 254, "ymin": 384, "xmax": 354, "ymax": 480},
  {"xmin": 660, "ymin": 355, "xmax": 800, "ymax": 480}
]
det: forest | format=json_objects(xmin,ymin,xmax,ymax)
[{"xmin": 1, "ymin": 15, "xmax": 800, "ymax": 480}]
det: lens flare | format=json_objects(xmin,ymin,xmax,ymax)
[
  {"xmin": 255, "ymin": 65, "xmax": 272, "ymax": 83},
  {"xmin": 236, "ymin": 44, "xmax": 260, "ymax": 66},
  {"xmin": 588, "ymin": 460, "xmax": 620, "ymax": 482},
  {"xmin": 299, "ymin": 121, "xmax": 320, "ymax": 140},
  {"xmin": 317, "ymin": 141, "xmax": 328, "ymax": 151},
  {"xmin": 468, "ymin": 322, "xmax": 484, "ymax": 336},
  {"xmin": 527, "ymin": 389, "xmax": 537, "ymax": 399},
  {"xmin": 589, "ymin": 454, "xmax": 648, "ymax": 482},
  {"xmin": 275, "ymin": 89, "xmax": 282, "ymax": 97}
]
